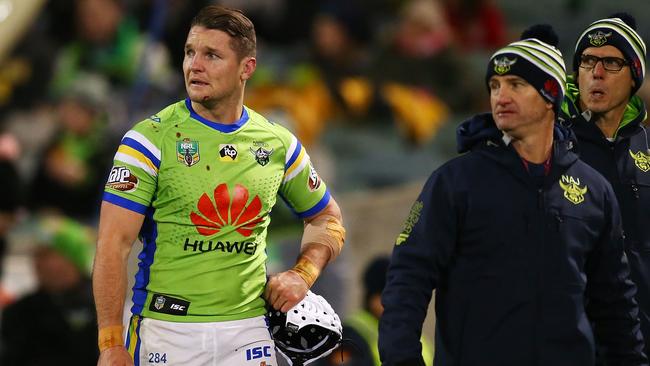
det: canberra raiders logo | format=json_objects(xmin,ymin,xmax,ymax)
[
  {"xmin": 588, "ymin": 31, "xmax": 612, "ymax": 47},
  {"xmin": 177, "ymin": 138, "xmax": 200, "ymax": 167},
  {"xmin": 559, "ymin": 175, "xmax": 588, "ymax": 205},
  {"xmin": 250, "ymin": 147, "xmax": 274, "ymax": 166},
  {"xmin": 494, "ymin": 56, "xmax": 517, "ymax": 75},
  {"xmin": 629, "ymin": 150, "xmax": 650, "ymax": 172}
]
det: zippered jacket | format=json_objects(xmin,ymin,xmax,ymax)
[
  {"xmin": 561, "ymin": 80, "xmax": 650, "ymax": 357},
  {"xmin": 379, "ymin": 113, "xmax": 647, "ymax": 366}
]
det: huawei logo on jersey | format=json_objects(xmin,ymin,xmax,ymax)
[{"xmin": 190, "ymin": 183, "xmax": 264, "ymax": 237}]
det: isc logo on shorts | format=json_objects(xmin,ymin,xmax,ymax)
[{"xmin": 245, "ymin": 345, "xmax": 272, "ymax": 360}]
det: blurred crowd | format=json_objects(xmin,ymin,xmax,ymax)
[
  {"xmin": 0, "ymin": 0, "xmax": 509, "ymax": 311},
  {"xmin": 2, "ymin": 0, "xmax": 647, "ymax": 364}
]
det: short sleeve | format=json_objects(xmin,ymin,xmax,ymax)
[
  {"xmin": 279, "ymin": 134, "xmax": 330, "ymax": 218},
  {"xmin": 103, "ymin": 120, "xmax": 161, "ymax": 214}
]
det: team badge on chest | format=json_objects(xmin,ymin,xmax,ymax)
[
  {"xmin": 629, "ymin": 150, "xmax": 650, "ymax": 172},
  {"xmin": 250, "ymin": 146, "xmax": 274, "ymax": 166},
  {"xmin": 559, "ymin": 175, "xmax": 588, "ymax": 205},
  {"xmin": 177, "ymin": 138, "xmax": 200, "ymax": 167}
]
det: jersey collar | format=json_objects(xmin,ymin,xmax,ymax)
[{"xmin": 185, "ymin": 98, "xmax": 249, "ymax": 133}]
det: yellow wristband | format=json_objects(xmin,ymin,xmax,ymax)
[
  {"xmin": 98, "ymin": 325, "xmax": 124, "ymax": 352},
  {"xmin": 290, "ymin": 257, "xmax": 321, "ymax": 288}
]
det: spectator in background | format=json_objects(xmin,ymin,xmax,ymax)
[
  {"xmin": 49, "ymin": 0, "xmax": 173, "ymax": 99},
  {"xmin": 369, "ymin": 0, "xmax": 479, "ymax": 144},
  {"xmin": 29, "ymin": 76, "xmax": 113, "ymax": 221},
  {"xmin": 0, "ymin": 132, "xmax": 21, "ymax": 308},
  {"xmin": 317, "ymin": 256, "xmax": 433, "ymax": 366},
  {"xmin": 442, "ymin": 0, "xmax": 507, "ymax": 52},
  {"xmin": 50, "ymin": 0, "xmax": 141, "ymax": 91},
  {"xmin": 0, "ymin": 215, "xmax": 97, "ymax": 366},
  {"xmin": 310, "ymin": 1, "xmax": 374, "ymax": 118}
]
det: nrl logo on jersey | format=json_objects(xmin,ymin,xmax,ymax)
[
  {"xmin": 177, "ymin": 138, "xmax": 200, "ymax": 167},
  {"xmin": 219, "ymin": 144, "xmax": 238, "ymax": 162},
  {"xmin": 494, "ymin": 56, "xmax": 517, "ymax": 75},
  {"xmin": 153, "ymin": 295, "xmax": 165, "ymax": 310},
  {"xmin": 559, "ymin": 175, "xmax": 588, "ymax": 205},
  {"xmin": 250, "ymin": 146, "xmax": 274, "ymax": 166},
  {"xmin": 588, "ymin": 31, "xmax": 612, "ymax": 47},
  {"xmin": 629, "ymin": 150, "xmax": 650, "ymax": 172}
]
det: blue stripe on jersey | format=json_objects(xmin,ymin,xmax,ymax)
[
  {"xmin": 285, "ymin": 141, "xmax": 303, "ymax": 171},
  {"xmin": 131, "ymin": 207, "xmax": 157, "ymax": 315},
  {"xmin": 297, "ymin": 189, "xmax": 331, "ymax": 218},
  {"xmin": 185, "ymin": 98, "xmax": 249, "ymax": 133},
  {"xmin": 121, "ymin": 137, "xmax": 161, "ymax": 168},
  {"xmin": 103, "ymin": 192, "xmax": 149, "ymax": 214}
]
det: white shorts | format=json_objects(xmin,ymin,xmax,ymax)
[{"xmin": 126, "ymin": 315, "xmax": 278, "ymax": 366}]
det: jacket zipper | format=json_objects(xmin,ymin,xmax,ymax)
[{"xmin": 631, "ymin": 183, "xmax": 640, "ymax": 199}]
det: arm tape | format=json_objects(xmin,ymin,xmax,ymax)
[
  {"xmin": 301, "ymin": 214, "xmax": 345, "ymax": 262},
  {"xmin": 98, "ymin": 325, "xmax": 124, "ymax": 352},
  {"xmin": 289, "ymin": 256, "xmax": 321, "ymax": 288}
]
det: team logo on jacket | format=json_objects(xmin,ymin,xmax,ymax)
[
  {"xmin": 559, "ymin": 175, "xmax": 588, "ymax": 205},
  {"xmin": 588, "ymin": 31, "xmax": 612, "ymax": 47},
  {"xmin": 219, "ymin": 144, "xmax": 238, "ymax": 162},
  {"xmin": 494, "ymin": 56, "xmax": 517, "ymax": 75},
  {"xmin": 190, "ymin": 183, "xmax": 264, "ymax": 237},
  {"xmin": 396, "ymin": 201, "xmax": 424, "ymax": 245},
  {"xmin": 177, "ymin": 138, "xmax": 200, "ymax": 167},
  {"xmin": 250, "ymin": 146, "xmax": 274, "ymax": 166},
  {"xmin": 106, "ymin": 166, "xmax": 138, "ymax": 192},
  {"xmin": 629, "ymin": 150, "xmax": 650, "ymax": 172},
  {"xmin": 308, "ymin": 163, "xmax": 322, "ymax": 191}
]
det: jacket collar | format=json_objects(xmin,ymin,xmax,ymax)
[{"xmin": 456, "ymin": 113, "xmax": 578, "ymax": 186}]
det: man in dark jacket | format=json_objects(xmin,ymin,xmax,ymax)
[
  {"xmin": 379, "ymin": 25, "xmax": 647, "ymax": 366},
  {"xmin": 561, "ymin": 13, "xmax": 650, "ymax": 359}
]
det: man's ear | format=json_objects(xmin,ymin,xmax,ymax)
[
  {"xmin": 241, "ymin": 57, "xmax": 256, "ymax": 81},
  {"xmin": 546, "ymin": 101, "xmax": 554, "ymax": 111}
]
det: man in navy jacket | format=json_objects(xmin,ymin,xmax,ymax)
[
  {"xmin": 561, "ymin": 13, "xmax": 650, "ymax": 359},
  {"xmin": 378, "ymin": 25, "xmax": 647, "ymax": 366}
]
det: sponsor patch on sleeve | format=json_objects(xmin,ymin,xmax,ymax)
[
  {"xmin": 106, "ymin": 166, "xmax": 139, "ymax": 192},
  {"xmin": 308, "ymin": 163, "xmax": 322, "ymax": 192}
]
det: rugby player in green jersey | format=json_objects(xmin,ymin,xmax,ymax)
[{"xmin": 92, "ymin": 5, "xmax": 345, "ymax": 366}]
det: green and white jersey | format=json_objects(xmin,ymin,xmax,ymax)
[{"xmin": 104, "ymin": 99, "xmax": 330, "ymax": 322}]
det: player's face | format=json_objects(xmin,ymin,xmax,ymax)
[
  {"xmin": 577, "ymin": 45, "xmax": 634, "ymax": 115},
  {"xmin": 490, "ymin": 75, "xmax": 554, "ymax": 138},
  {"xmin": 183, "ymin": 26, "xmax": 255, "ymax": 107}
]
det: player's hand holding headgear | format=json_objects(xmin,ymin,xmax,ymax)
[{"xmin": 267, "ymin": 291, "xmax": 342, "ymax": 366}]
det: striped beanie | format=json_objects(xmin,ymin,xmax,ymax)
[
  {"xmin": 573, "ymin": 13, "xmax": 646, "ymax": 95},
  {"xmin": 486, "ymin": 24, "xmax": 567, "ymax": 113}
]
